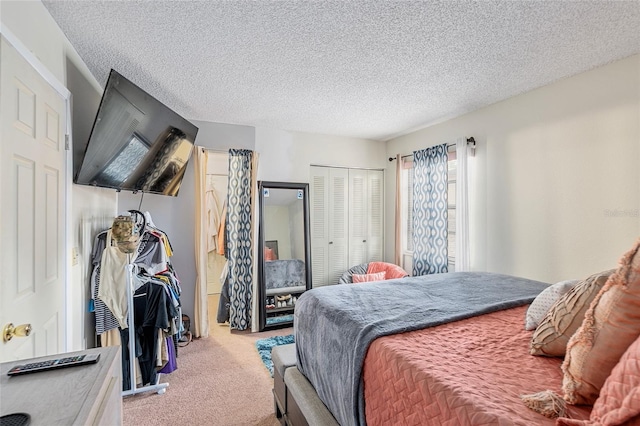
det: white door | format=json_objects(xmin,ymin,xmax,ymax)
[
  {"xmin": 348, "ymin": 169, "xmax": 367, "ymax": 266},
  {"xmin": 366, "ymin": 170, "xmax": 384, "ymax": 262},
  {"xmin": 310, "ymin": 167, "xmax": 329, "ymax": 287},
  {"xmin": 0, "ymin": 36, "xmax": 67, "ymax": 362},
  {"xmin": 327, "ymin": 168, "xmax": 349, "ymax": 285}
]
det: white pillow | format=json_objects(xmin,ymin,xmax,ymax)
[{"xmin": 525, "ymin": 279, "xmax": 580, "ymax": 331}]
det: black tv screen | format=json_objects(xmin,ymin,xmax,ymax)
[{"xmin": 75, "ymin": 69, "xmax": 198, "ymax": 196}]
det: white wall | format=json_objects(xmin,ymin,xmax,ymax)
[
  {"xmin": 118, "ymin": 120, "xmax": 255, "ymax": 320},
  {"xmin": 289, "ymin": 201, "xmax": 305, "ymax": 260},
  {"xmin": 2, "ymin": 0, "xmax": 118, "ymax": 350},
  {"xmin": 264, "ymin": 205, "xmax": 293, "ymax": 259},
  {"xmin": 387, "ymin": 54, "xmax": 640, "ymax": 284},
  {"xmin": 255, "ymin": 127, "xmax": 387, "ymax": 183}
]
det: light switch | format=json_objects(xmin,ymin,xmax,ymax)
[{"xmin": 71, "ymin": 247, "xmax": 79, "ymax": 266}]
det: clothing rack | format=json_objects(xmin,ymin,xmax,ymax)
[
  {"xmin": 91, "ymin": 210, "xmax": 180, "ymax": 397},
  {"xmin": 121, "ymin": 209, "xmax": 176, "ymax": 396},
  {"xmin": 118, "ymin": 210, "xmax": 168, "ymax": 396},
  {"xmin": 388, "ymin": 137, "xmax": 476, "ymax": 162}
]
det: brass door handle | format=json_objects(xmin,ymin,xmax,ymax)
[{"xmin": 3, "ymin": 323, "xmax": 32, "ymax": 343}]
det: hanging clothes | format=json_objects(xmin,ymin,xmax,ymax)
[
  {"xmin": 134, "ymin": 231, "xmax": 168, "ymax": 276},
  {"xmin": 98, "ymin": 230, "xmax": 135, "ymax": 329},
  {"xmin": 217, "ymin": 201, "xmax": 227, "ymax": 257},
  {"xmin": 206, "ymin": 187, "xmax": 221, "ymax": 252},
  {"xmin": 91, "ymin": 231, "xmax": 120, "ymax": 334},
  {"xmin": 217, "ymin": 261, "xmax": 230, "ymax": 323},
  {"xmin": 159, "ymin": 336, "xmax": 178, "ymax": 374},
  {"xmin": 90, "ymin": 212, "xmax": 183, "ymax": 392},
  {"xmin": 133, "ymin": 281, "xmax": 169, "ymax": 387}
]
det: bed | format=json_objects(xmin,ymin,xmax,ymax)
[
  {"xmin": 265, "ymin": 259, "xmax": 307, "ymax": 295},
  {"xmin": 292, "ymin": 272, "xmax": 593, "ymax": 426}
]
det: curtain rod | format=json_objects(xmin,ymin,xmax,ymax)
[{"xmin": 388, "ymin": 137, "xmax": 475, "ymax": 162}]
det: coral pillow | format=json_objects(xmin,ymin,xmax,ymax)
[
  {"xmin": 525, "ymin": 279, "xmax": 579, "ymax": 331},
  {"xmin": 556, "ymin": 334, "xmax": 640, "ymax": 425},
  {"xmin": 530, "ymin": 270, "xmax": 613, "ymax": 356},
  {"xmin": 367, "ymin": 262, "xmax": 409, "ymax": 280},
  {"xmin": 562, "ymin": 238, "xmax": 640, "ymax": 405},
  {"xmin": 264, "ymin": 247, "xmax": 276, "ymax": 261},
  {"xmin": 352, "ymin": 271, "xmax": 386, "ymax": 283}
]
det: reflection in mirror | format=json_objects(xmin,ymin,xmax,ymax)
[
  {"xmin": 259, "ymin": 182, "xmax": 311, "ymax": 331},
  {"xmin": 264, "ymin": 188, "xmax": 305, "ymax": 261}
]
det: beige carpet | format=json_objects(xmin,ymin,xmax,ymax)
[{"xmin": 123, "ymin": 297, "xmax": 292, "ymax": 426}]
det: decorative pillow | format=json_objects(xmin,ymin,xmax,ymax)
[
  {"xmin": 367, "ymin": 262, "xmax": 409, "ymax": 280},
  {"xmin": 264, "ymin": 247, "xmax": 276, "ymax": 261},
  {"xmin": 556, "ymin": 333, "xmax": 640, "ymax": 426},
  {"xmin": 590, "ymin": 333, "xmax": 640, "ymax": 424},
  {"xmin": 562, "ymin": 238, "xmax": 640, "ymax": 405},
  {"xmin": 530, "ymin": 269, "xmax": 614, "ymax": 356},
  {"xmin": 352, "ymin": 271, "xmax": 386, "ymax": 283},
  {"xmin": 525, "ymin": 279, "xmax": 580, "ymax": 331}
]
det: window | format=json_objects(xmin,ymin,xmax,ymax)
[{"xmin": 401, "ymin": 150, "xmax": 457, "ymax": 272}]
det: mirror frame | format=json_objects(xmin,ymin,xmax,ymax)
[{"xmin": 258, "ymin": 181, "xmax": 312, "ymax": 331}]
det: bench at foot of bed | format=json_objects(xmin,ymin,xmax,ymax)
[{"xmin": 271, "ymin": 343, "xmax": 338, "ymax": 426}]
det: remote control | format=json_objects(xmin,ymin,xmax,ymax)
[{"xmin": 7, "ymin": 354, "xmax": 100, "ymax": 376}]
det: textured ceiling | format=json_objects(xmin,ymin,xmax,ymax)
[{"xmin": 42, "ymin": 1, "xmax": 640, "ymax": 141}]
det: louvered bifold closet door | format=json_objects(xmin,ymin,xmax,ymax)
[
  {"xmin": 366, "ymin": 170, "xmax": 384, "ymax": 262},
  {"xmin": 348, "ymin": 169, "xmax": 368, "ymax": 267},
  {"xmin": 310, "ymin": 167, "xmax": 329, "ymax": 287},
  {"xmin": 328, "ymin": 168, "xmax": 349, "ymax": 285}
]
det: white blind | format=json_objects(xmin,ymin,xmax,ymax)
[{"xmin": 312, "ymin": 175, "xmax": 326, "ymax": 238}]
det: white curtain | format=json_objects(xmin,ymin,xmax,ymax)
[
  {"xmin": 455, "ymin": 138, "xmax": 470, "ymax": 271},
  {"xmin": 193, "ymin": 147, "xmax": 209, "ymax": 338},
  {"xmin": 394, "ymin": 153, "xmax": 402, "ymax": 266}
]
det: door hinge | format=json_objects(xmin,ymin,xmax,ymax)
[{"xmin": 65, "ymin": 134, "xmax": 70, "ymax": 151}]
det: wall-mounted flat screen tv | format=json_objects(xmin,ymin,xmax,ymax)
[{"xmin": 74, "ymin": 69, "xmax": 198, "ymax": 196}]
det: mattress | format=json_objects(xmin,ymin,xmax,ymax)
[
  {"xmin": 295, "ymin": 272, "xmax": 549, "ymax": 425},
  {"xmin": 363, "ymin": 305, "xmax": 592, "ymax": 425}
]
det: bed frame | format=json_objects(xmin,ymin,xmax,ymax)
[{"xmin": 272, "ymin": 343, "xmax": 337, "ymax": 426}]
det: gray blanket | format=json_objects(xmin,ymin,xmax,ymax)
[{"xmin": 294, "ymin": 272, "xmax": 549, "ymax": 426}]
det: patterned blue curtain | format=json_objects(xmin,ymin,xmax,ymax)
[
  {"xmin": 227, "ymin": 149, "xmax": 255, "ymax": 330},
  {"xmin": 412, "ymin": 144, "xmax": 448, "ymax": 276}
]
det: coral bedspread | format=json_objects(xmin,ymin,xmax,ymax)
[
  {"xmin": 296, "ymin": 272, "xmax": 550, "ymax": 426},
  {"xmin": 363, "ymin": 305, "xmax": 592, "ymax": 425}
]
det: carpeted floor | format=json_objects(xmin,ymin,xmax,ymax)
[{"xmin": 123, "ymin": 300, "xmax": 293, "ymax": 426}]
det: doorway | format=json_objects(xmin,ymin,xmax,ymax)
[{"xmin": 205, "ymin": 152, "xmax": 228, "ymax": 325}]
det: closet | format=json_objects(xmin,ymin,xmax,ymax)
[{"xmin": 310, "ymin": 166, "xmax": 384, "ymax": 286}]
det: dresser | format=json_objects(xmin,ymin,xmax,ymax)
[{"xmin": 0, "ymin": 346, "xmax": 122, "ymax": 425}]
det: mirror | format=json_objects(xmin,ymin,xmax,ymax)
[{"xmin": 258, "ymin": 181, "xmax": 312, "ymax": 331}]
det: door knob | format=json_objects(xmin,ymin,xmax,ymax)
[{"xmin": 3, "ymin": 323, "xmax": 32, "ymax": 343}]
